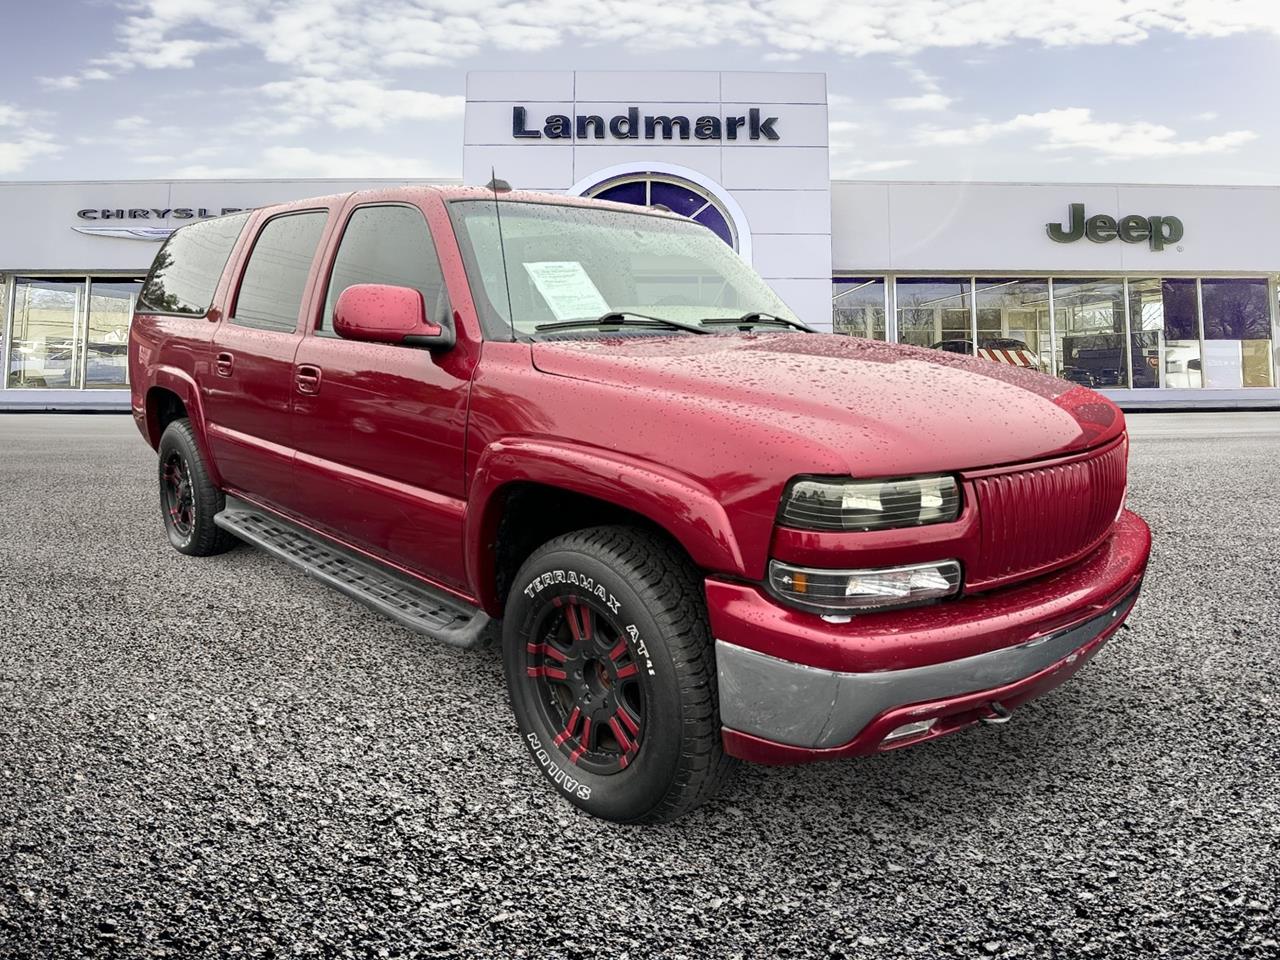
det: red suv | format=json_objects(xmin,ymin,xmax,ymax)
[{"xmin": 129, "ymin": 186, "xmax": 1151, "ymax": 823}]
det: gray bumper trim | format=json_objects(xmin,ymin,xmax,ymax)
[{"xmin": 715, "ymin": 589, "xmax": 1139, "ymax": 750}]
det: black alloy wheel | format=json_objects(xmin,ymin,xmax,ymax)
[{"xmin": 525, "ymin": 593, "xmax": 646, "ymax": 774}]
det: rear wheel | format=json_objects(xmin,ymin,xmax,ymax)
[
  {"xmin": 502, "ymin": 526, "xmax": 734, "ymax": 823},
  {"xmin": 157, "ymin": 419, "xmax": 235, "ymax": 556}
]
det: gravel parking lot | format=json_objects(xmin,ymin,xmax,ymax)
[{"xmin": 2, "ymin": 412, "xmax": 1277, "ymax": 959}]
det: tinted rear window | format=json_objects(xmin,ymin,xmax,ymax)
[{"xmin": 138, "ymin": 213, "xmax": 250, "ymax": 315}]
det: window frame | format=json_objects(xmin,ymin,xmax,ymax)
[
  {"xmin": 229, "ymin": 208, "xmax": 330, "ymax": 335},
  {"xmin": 310, "ymin": 201, "xmax": 450, "ymax": 342}
]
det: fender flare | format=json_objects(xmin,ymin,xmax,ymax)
[
  {"xmin": 466, "ymin": 438, "xmax": 746, "ymax": 615},
  {"xmin": 144, "ymin": 367, "xmax": 223, "ymax": 488}
]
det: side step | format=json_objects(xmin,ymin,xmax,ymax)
[{"xmin": 214, "ymin": 497, "xmax": 493, "ymax": 650}]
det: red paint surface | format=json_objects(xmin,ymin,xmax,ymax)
[{"xmin": 130, "ymin": 186, "xmax": 1153, "ymax": 753}]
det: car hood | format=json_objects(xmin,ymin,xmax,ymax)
[{"xmin": 530, "ymin": 333, "xmax": 1124, "ymax": 473}]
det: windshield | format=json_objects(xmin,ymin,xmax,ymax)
[{"xmin": 448, "ymin": 199, "xmax": 799, "ymax": 339}]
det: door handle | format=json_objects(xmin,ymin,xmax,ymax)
[
  {"xmin": 296, "ymin": 364, "xmax": 322, "ymax": 395},
  {"xmin": 215, "ymin": 351, "xmax": 234, "ymax": 377}
]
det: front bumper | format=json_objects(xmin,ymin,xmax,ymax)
[{"xmin": 710, "ymin": 510, "xmax": 1151, "ymax": 764}]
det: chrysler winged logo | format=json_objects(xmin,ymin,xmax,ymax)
[{"xmin": 72, "ymin": 225, "xmax": 176, "ymax": 241}]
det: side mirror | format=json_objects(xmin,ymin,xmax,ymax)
[{"xmin": 333, "ymin": 283, "xmax": 455, "ymax": 350}]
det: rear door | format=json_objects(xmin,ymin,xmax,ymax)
[
  {"xmin": 203, "ymin": 206, "xmax": 333, "ymax": 513},
  {"xmin": 291, "ymin": 196, "xmax": 479, "ymax": 591}
]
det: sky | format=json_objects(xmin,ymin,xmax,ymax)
[{"xmin": 2, "ymin": 0, "xmax": 1279, "ymax": 184}]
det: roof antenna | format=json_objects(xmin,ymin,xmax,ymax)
[{"xmin": 488, "ymin": 169, "xmax": 517, "ymax": 344}]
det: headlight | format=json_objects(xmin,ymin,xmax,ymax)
[
  {"xmin": 779, "ymin": 475, "xmax": 960, "ymax": 531},
  {"xmin": 768, "ymin": 559, "xmax": 962, "ymax": 616}
]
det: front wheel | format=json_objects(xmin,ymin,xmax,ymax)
[{"xmin": 502, "ymin": 526, "xmax": 734, "ymax": 823}]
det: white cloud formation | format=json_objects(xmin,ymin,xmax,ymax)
[
  {"xmin": 915, "ymin": 107, "xmax": 1257, "ymax": 158},
  {"xmin": 259, "ymin": 77, "xmax": 465, "ymax": 130},
  {"xmin": 172, "ymin": 145, "xmax": 448, "ymax": 179},
  {"xmin": 50, "ymin": 0, "xmax": 1280, "ymax": 85},
  {"xmin": 0, "ymin": 103, "xmax": 59, "ymax": 174},
  {"xmin": 835, "ymin": 158, "xmax": 915, "ymax": 174},
  {"xmin": 888, "ymin": 93, "xmax": 954, "ymax": 111},
  {"xmin": 887, "ymin": 62, "xmax": 954, "ymax": 111},
  {"xmin": 114, "ymin": 115, "xmax": 149, "ymax": 133}
]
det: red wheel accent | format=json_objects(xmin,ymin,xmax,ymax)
[
  {"xmin": 615, "ymin": 663, "xmax": 639, "ymax": 680},
  {"xmin": 565, "ymin": 598, "xmax": 593, "ymax": 644},
  {"xmin": 553, "ymin": 707, "xmax": 582, "ymax": 746},
  {"xmin": 527, "ymin": 665, "xmax": 567, "ymax": 680},
  {"xmin": 616, "ymin": 704, "xmax": 640, "ymax": 737}
]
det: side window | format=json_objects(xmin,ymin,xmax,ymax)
[
  {"xmin": 139, "ymin": 212, "xmax": 250, "ymax": 315},
  {"xmin": 319, "ymin": 205, "xmax": 449, "ymax": 337},
  {"xmin": 231, "ymin": 211, "xmax": 328, "ymax": 332}
]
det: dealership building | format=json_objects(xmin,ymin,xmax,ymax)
[{"xmin": 2, "ymin": 69, "xmax": 1277, "ymax": 411}]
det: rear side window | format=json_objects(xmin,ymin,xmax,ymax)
[
  {"xmin": 232, "ymin": 211, "xmax": 328, "ymax": 332},
  {"xmin": 138, "ymin": 212, "xmax": 250, "ymax": 315},
  {"xmin": 319, "ymin": 205, "xmax": 449, "ymax": 337}
]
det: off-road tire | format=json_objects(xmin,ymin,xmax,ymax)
[
  {"xmin": 502, "ymin": 525, "xmax": 735, "ymax": 823},
  {"xmin": 157, "ymin": 418, "xmax": 235, "ymax": 557}
]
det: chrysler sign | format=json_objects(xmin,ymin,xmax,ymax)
[
  {"xmin": 73, "ymin": 205, "xmax": 246, "ymax": 241},
  {"xmin": 511, "ymin": 106, "xmax": 781, "ymax": 142}
]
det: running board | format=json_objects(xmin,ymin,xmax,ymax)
[{"xmin": 214, "ymin": 497, "xmax": 493, "ymax": 650}]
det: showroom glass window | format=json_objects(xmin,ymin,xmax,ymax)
[
  {"xmin": 85, "ymin": 279, "xmax": 142, "ymax": 388},
  {"xmin": 831, "ymin": 278, "xmax": 886, "ymax": 339},
  {"xmin": 1052, "ymin": 279, "xmax": 1127, "ymax": 389},
  {"xmin": 895, "ymin": 278, "xmax": 972, "ymax": 351},
  {"xmin": 1200, "ymin": 279, "xmax": 1273, "ymax": 387},
  {"xmin": 974, "ymin": 279, "xmax": 1050, "ymax": 371},
  {"xmin": 232, "ymin": 212, "xmax": 328, "ymax": 332},
  {"xmin": 1128, "ymin": 279, "xmax": 1201, "ymax": 389},
  {"xmin": 320, "ymin": 205, "xmax": 449, "ymax": 336},
  {"xmin": 7, "ymin": 279, "xmax": 85, "ymax": 389}
]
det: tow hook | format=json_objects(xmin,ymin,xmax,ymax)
[{"xmin": 979, "ymin": 701, "xmax": 1013, "ymax": 725}]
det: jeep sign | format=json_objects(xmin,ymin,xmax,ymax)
[{"xmin": 1047, "ymin": 203, "xmax": 1183, "ymax": 251}]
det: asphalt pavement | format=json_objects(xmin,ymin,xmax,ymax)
[{"xmin": 1, "ymin": 412, "xmax": 1276, "ymax": 958}]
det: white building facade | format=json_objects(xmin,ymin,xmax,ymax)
[{"xmin": 1, "ymin": 70, "xmax": 1276, "ymax": 410}]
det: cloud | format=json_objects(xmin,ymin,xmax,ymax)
[
  {"xmin": 114, "ymin": 115, "xmax": 149, "ymax": 133},
  {"xmin": 172, "ymin": 145, "xmax": 448, "ymax": 179},
  {"xmin": 0, "ymin": 103, "xmax": 59, "ymax": 174},
  {"xmin": 888, "ymin": 93, "xmax": 953, "ymax": 111},
  {"xmin": 915, "ymin": 107, "xmax": 1257, "ymax": 158},
  {"xmin": 52, "ymin": 0, "xmax": 1280, "ymax": 84},
  {"xmin": 833, "ymin": 158, "xmax": 915, "ymax": 175},
  {"xmin": 886, "ymin": 60, "xmax": 953, "ymax": 111},
  {"xmin": 0, "ymin": 104, "xmax": 30, "ymax": 127},
  {"xmin": 259, "ymin": 77, "xmax": 465, "ymax": 131}
]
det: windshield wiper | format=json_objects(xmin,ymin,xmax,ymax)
[
  {"xmin": 700, "ymin": 312, "xmax": 815, "ymax": 333},
  {"xmin": 535, "ymin": 311, "xmax": 711, "ymax": 335}
]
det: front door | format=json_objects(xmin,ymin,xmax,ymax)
[
  {"xmin": 291, "ymin": 200, "xmax": 477, "ymax": 592},
  {"xmin": 204, "ymin": 209, "xmax": 330, "ymax": 513}
]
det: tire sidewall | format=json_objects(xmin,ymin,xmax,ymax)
[
  {"xmin": 503, "ymin": 545, "xmax": 690, "ymax": 822},
  {"xmin": 157, "ymin": 423, "xmax": 202, "ymax": 555}
]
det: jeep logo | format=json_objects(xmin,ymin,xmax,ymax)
[{"xmin": 1046, "ymin": 202, "xmax": 1183, "ymax": 251}]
